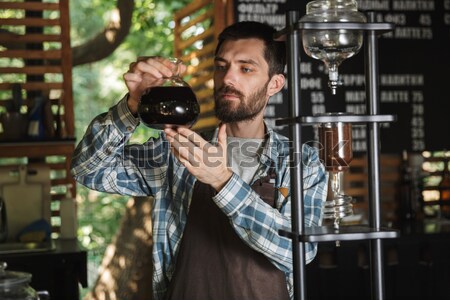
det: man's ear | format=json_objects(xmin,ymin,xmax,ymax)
[{"xmin": 267, "ymin": 74, "xmax": 285, "ymax": 97}]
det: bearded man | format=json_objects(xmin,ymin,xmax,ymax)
[{"xmin": 71, "ymin": 21, "xmax": 327, "ymax": 300}]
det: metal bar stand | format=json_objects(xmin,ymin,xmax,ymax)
[
  {"xmin": 285, "ymin": 10, "xmax": 307, "ymax": 300},
  {"xmin": 276, "ymin": 10, "xmax": 398, "ymax": 300},
  {"xmin": 365, "ymin": 12, "xmax": 385, "ymax": 300}
]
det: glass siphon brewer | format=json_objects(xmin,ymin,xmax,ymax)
[
  {"xmin": 300, "ymin": 0, "xmax": 367, "ymax": 94},
  {"xmin": 138, "ymin": 57, "xmax": 200, "ymax": 129},
  {"xmin": 318, "ymin": 113, "xmax": 354, "ymax": 229}
]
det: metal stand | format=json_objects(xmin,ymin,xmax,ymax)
[{"xmin": 275, "ymin": 11, "xmax": 399, "ymax": 300}]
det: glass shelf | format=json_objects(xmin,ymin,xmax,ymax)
[
  {"xmin": 275, "ymin": 114, "xmax": 396, "ymax": 126},
  {"xmin": 275, "ymin": 21, "xmax": 396, "ymax": 41},
  {"xmin": 279, "ymin": 225, "xmax": 400, "ymax": 243}
]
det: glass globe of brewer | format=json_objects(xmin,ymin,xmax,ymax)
[
  {"xmin": 300, "ymin": 0, "xmax": 367, "ymax": 94},
  {"xmin": 318, "ymin": 115, "xmax": 354, "ymax": 227},
  {"xmin": 138, "ymin": 57, "xmax": 200, "ymax": 129},
  {"xmin": 318, "ymin": 120, "xmax": 353, "ymax": 172}
]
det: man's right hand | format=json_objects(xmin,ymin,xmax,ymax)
[{"xmin": 122, "ymin": 56, "xmax": 187, "ymax": 114}]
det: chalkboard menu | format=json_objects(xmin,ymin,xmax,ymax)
[{"xmin": 234, "ymin": 0, "xmax": 450, "ymax": 153}]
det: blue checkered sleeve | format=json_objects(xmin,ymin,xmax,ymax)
[{"xmin": 70, "ymin": 96, "xmax": 170, "ymax": 196}]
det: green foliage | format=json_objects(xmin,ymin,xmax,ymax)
[
  {"xmin": 70, "ymin": 0, "xmax": 116, "ymax": 45},
  {"xmin": 76, "ymin": 187, "xmax": 129, "ymax": 250}
]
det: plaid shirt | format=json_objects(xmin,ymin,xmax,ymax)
[{"xmin": 71, "ymin": 96, "xmax": 328, "ymax": 300}]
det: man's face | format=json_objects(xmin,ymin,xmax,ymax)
[{"xmin": 213, "ymin": 38, "xmax": 271, "ymax": 123}]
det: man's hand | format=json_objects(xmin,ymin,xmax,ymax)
[
  {"xmin": 123, "ymin": 56, "xmax": 187, "ymax": 114},
  {"xmin": 164, "ymin": 123, "xmax": 232, "ymax": 192}
]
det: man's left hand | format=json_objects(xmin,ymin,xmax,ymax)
[{"xmin": 164, "ymin": 123, "xmax": 232, "ymax": 192}]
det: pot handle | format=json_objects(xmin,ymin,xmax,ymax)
[
  {"xmin": 37, "ymin": 291, "xmax": 50, "ymax": 300},
  {"xmin": 0, "ymin": 262, "xmax": 7, "ymax": 276}
]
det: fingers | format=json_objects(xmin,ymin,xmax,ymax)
[
  {"xmin": 124, "ymin": 57, "xmax": 185, "ymax": 103},
  {"xmin": 126, "ymin": 57, "xmax": 187, "ymax": 77},
  {"xmin": 167, "ymin": 127, "xmax": 210, "ymax": 148},
  {"xmin": 217, "ymin": 123, "xmax": 227, "ymax": 147},
  {"xmin": 165, "ymin": 127, "xmax": 223, "ymax": 168},
  {"xmin": 123, "ymin": 72, "xmax": 142, "ymax": 83},
  {"xmin": 167, "ymin": 137, "xmax": 197, "ymax": 168},
  {"xmin": 132, "ymin": 56, "xmax": 185, "ymax": 78},
  {"xmin": 165, "ymin": 126, "xmax": 231, "ymax": 190},
  {"xmin": 164, "ymin": 128, "xmax": 206, "ymax": 158},
  {"xmin": 178, "ymin": 64, "xmax": 187, "ymax": 75}
]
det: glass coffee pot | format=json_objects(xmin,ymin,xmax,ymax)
[
  {"xmin": 138, "ymin": 57, "xmax": 200, "ymax": 129},
  {"xmin": 300, "ymin": 0, "xmax": 367, "ymax": 94},
  {"xmin": 0, "ymin": 262, "xmax": 49, "ymax": 299},
  {"xmin": 318, "ymin": 113, "xmax": 354, "ymax": 229}
]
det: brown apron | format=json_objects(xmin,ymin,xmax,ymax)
[{"xmin": 166, "ymin": 169, "xmax": 290, "ymax": 300}]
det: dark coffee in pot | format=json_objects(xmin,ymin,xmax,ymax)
[{"xmin": 138, "ymin": 86, "xmax": 200, "ymax": 129}]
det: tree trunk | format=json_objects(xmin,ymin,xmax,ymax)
[
  {"xmin": 72, "ymin": 0, "xmax": 135, "ymax": 66},
  {"xmin": 0, "ymin": 0, "xmax": 135, "ymax": 67},
  {"xmin": 83, "ymin": 196, "xmax": 154, "ymax": 300}
]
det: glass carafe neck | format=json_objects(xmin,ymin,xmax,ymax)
[
  {"xmin": 306, "ymin": 0, "xmax": 359, "ymax": 14},
  {"xmin": 165, "ymin": 57, "xmax": 182, "ymax": 78}
]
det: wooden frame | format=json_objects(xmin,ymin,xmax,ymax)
[{"xmin": 0, "ymin": 0, "xmax": 75, "ymax": 236}]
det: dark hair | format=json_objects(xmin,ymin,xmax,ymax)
[{"xmin": 215, "ymin": 21, "xmax": 286, "ymax": 78}]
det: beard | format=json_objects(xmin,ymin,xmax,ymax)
[{"xmin": 214, "ymin": 84, "xmax": 268, "ymax": 123}]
